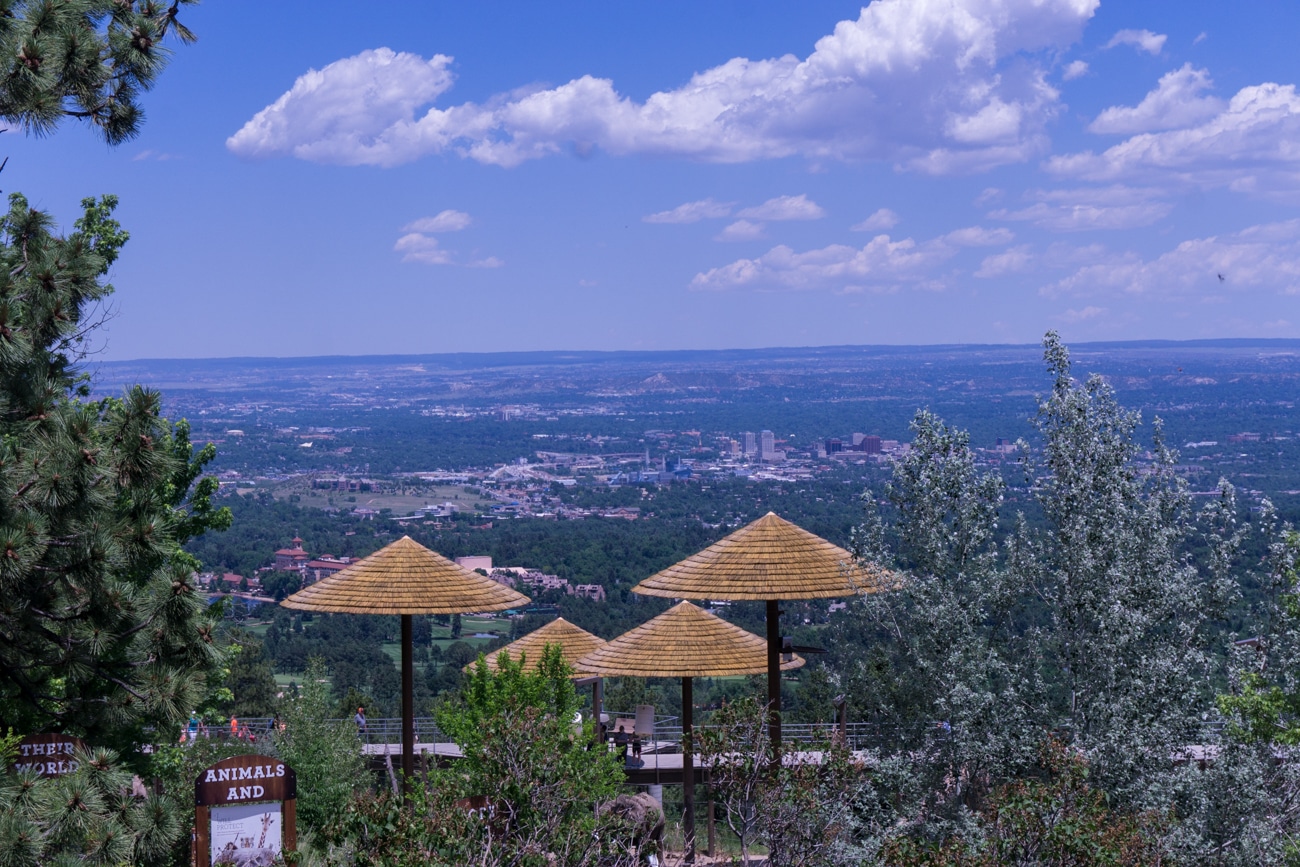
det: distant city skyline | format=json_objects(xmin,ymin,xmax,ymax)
[{"xmin": 9, "ymin": 0, "xmax": 1300, "ymax": 360}]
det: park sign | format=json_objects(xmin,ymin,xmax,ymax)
[
  {"xmin": 12, "ymin": 733, "xmax": 86, "ymax": 777},
  {"xmin": 194, "ymin": 754, "xmax": 297, "ymax": 867}
]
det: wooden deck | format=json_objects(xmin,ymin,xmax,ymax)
[{"xmin": 363, "ymin": 742, "xmax": 864, "ymax": 785}]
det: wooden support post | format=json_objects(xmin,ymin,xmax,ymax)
[
  {"xmin": 767, "ymin": 599, "xmax": 781, "ymax": 755},
  {"xmin": 682, "ymin": 676, "xmax": 695, "ymax": 865},
  {"xmin": 401, "ymin": 614, "xmax": 414, "ymax": 802},
  {"xmin": 707, "ymin": 769, "xmax": 717, "ymax": 858}
]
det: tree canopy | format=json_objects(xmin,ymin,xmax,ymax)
[{"xmin": 0, "ymin": 0, "xmax": 197, "ymax": 144}]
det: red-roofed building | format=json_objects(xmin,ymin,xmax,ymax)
[{"xmin": 274, "ymin": 537, "xmax": 310, "ymax": 571}]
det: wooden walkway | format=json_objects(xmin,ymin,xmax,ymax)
[{"xmin": 363, "ymin": 742, "xmax": 862, "ymax": 785}]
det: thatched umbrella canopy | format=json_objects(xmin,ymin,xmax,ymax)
[
  {"xmin": 576, "ymin": 601, "xmax": 803, "ymax": 864},
  {"xmin": 466, "ymin": 617, "xmax": 606, "ymax": 677},
  {"xmin": 282, "ymin": 536, "xmax": 529, "ymax": 798},
  {"xmin": 632, "ymin": 512, "xmax": 893, "ymax": 751}
]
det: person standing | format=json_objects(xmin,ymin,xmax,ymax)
[{"xmin": 355, "ymin": 706, "xmax": 367, "ymax": 740}]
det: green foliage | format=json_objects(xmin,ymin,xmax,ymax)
[
  {"xmin": 882, "ymin": 739, "xmax": 1167, "ymax": 866},
  {"xmin": 430, "ymin": 645, "xmax": 628, "ymax": 865},
  {"xmin": 839, "ymin": 332, "xmax": 1273, "ymax": 861},
  {"xmin": 0, "ymin": 193, "xmax": 231, "ymax": 754},
  {"xmin": 0, "ymin": 746, "xmax": 185, "ymax": 867},
  {"xmin": 0, "ymin": 0, "xmax": 198, "ymax": 144},
  {"xmin": 1218, "ymin": 531, "xmax": 1300, "ymax": 745},
  {"xmin": 696, "ymin": 695, "xmax": 865, "ymax": 867},
  {"xmin": 222, "ymin": 630, "xmax": 279, "ymax": 718},
  {"xmin": 273, "ymin": 658, "xmax": 365, "ymax": 840}
]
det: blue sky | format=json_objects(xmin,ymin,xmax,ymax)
[{"xmin": 9, "ymin": 0, "xmax": 1300, "ymax": 359}]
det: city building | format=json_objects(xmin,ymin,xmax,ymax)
[
  {"xmin": 274, "ymin": 537, "xmax": 310, "ymax": 571},
  {"xmin": 758, "ymin": 430, "xmax": 784, "ymax": 462},
  {"xmin": 455, "ymin": 555, "xmax": 493, "ymax": 573},
  {"xmin": 742, "ymin": 431, "xmax": 757, "ymax": 456}
]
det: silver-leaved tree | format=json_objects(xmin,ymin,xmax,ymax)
[{"xmin": 839, "ymin": 332, "xmax": 1300, "ymax": 864}]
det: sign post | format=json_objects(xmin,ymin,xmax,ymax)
[
  {"xmin": 12, "ymin": 734, "xmax": 87, "ymax": 777},
  {"xmin": 194, "ymin": 755, "xmax": 297, "ymax": 867}
]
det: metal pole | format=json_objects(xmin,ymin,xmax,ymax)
[
  {"xmin": 766, "ymin": 599, "xmax": 781, "ymax": 755},
  {"xmin": 592, "ymin": 678, "xmax": 604, "ymax": 746},
  {"xmin": 401, "ymin": 614, "xmax": 414, "ymax": 802},
  {"xmin": 682, "ymin": 676, "xmax": 695, "ymax": 865}
]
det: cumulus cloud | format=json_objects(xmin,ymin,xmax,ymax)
[
  {"xmin": 394, "ymin": 232, "xmax": 453, "ymax": 265},
  {"xmin": 227, "ymin": 49, "xmax": 456, "ymax": 164},
  {"xmin": 691, "ymin": 233, "xmax": 955, "ymax": 292},
  {"xmin": 716, "ymin": 220, "xmax": 767, "ymax": 241},
  {"xmin": 643, "ymin": 198, "xmax": 734, "ymax": 224},
  {"xmin": 1048, "ymin": 82, "xmax": 1300, "ymax": 193},
  {"xmin": 1105, "ymin": 28, "xmax": 1167, "ymax": 55},
  {"xmin": 851, "ymin": 208, "xmax": 900, "ymax": 231},
  {"xmin": 403, "ymin": 210, "xmax": 473, "ymax": 233},
  {"xmin": 991, "ymin": 186, "xmax": 1173, "ymax": 230},
  {"xmin": 976, "ymin": 245, "xmax": 1033, "ymax": 277},
  {"xmin": 229, "ymin": 0, "xmax": 1099, "ymax": 172},
  {"xmin": 395, "ymin": 211, "xmax": 498, "ymax": 266},
  {"xmin": 943, "ymin": 226, "xmax": 1015, "ymax": 246},
  {"xmin": 1042, "ymin": 219, "xmax": 1300, "ymax": 297},
  {"xmin": 1056, "ymin": 305, "xmax": 1108, "ymax": 322},
  {"xmin": 1088, "ymin": 64, "xmax": 1224, "ymax": 135},
  {"xmin": 736, "ymin": 194, "xmax": 825, "ymax": 221},
  {"xmin": 1062, "ymin": 60, "xmax": 1089, "ymax": 81}
]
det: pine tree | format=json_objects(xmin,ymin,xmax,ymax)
[
  {"xmin": 0, "ymin": 0, "xmax": 198, "ymax": 145},
  {"xmin": 0, "ymin": 192, "xmax": 231, "ymax": 752}
]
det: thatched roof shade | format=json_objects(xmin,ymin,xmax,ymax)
[
  {"xmin": 575, "ymin": 602, "xmax": 804, "ymax": 678},
  {"xmin": 281, "ymin": 535, "xmax": 529, "ymax": 615},
  {"xmin": 633, "ymin": 511, "xmax": 892, "ymax": 601},
  {"xmin": 468, "ymin": 617, "xmax": 606, "ymax": 677}
]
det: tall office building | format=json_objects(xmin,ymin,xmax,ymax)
[
  {"xmin": 742, "ymin": 431, "xmax": 757, "ymax": 456},
  {"xmin": 759, "ymin": 429, "xmax": 783, "ymax": 462}
]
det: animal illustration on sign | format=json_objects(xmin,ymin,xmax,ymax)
[{"xmin": 210, "ymin": 803, "xmax": 282, "ymax": 867}]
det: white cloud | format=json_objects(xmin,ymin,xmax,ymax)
[
  {"xmin": 1057, "ymin": 305, "xmax": 1108, "ymax": 322},
  {"xmin": 394, "ymin": 232, "xmax": 453, "ymax": 265},
  {"xmin": 1105, "ymin": 28, "xmax": 1167, "ymax": 55},
  {"xmin": 403, "ymin": 210, "xmax": 473, "ymax": 233},
  {"xmin": 974, "ymin": 187, "xmax": 1004, "ymax": 206},
  {"xmin": 394, "ymin": 216, "xmax": 500, "ymax": 266},
  {"xmin": 691, "ymin": 233, "xmax": 954, "ymax": 292},
  {"xmin": 643, "ymin": 198, "xmax": 734, "ymax": 224},
  {"xmin": 227, "ymin": 49, "xmax": 456, "ymax": 164},
  {"xmin": 736, "ymin": 194, "xmax": 825, "ymax": 221},
  {"xmin": 991, "ymin": 186, "xmax": 1173, "ymax": 230},
  {"xmin": 229, "ymin": 0, "xmax": 1099, "ymax": 172},
  {"xmin": 851, "ymin": 208, "xmax": 900, "ymax": 231},
  {"xmin": 716, "ymin": 220, "xmax": 767, "ymax": 241},
  {"xmin": 976, "ymin": 245, "xmax": 1033, "ymax": 277},
  {"xmin": 1047, "ymin": 82, "xmax": 1300, "ymax": 194},
  {"xmin": 1062, "ymin": 60, "xmax": 1089, "ymax": 81},
  {"xmin": 943, "ymin": 226, "xmax": 1015, "ymax": 246},
  {"xmin": 1042, "ymin": 219, "xmax": 1300, "ymax": 297},
  {"xmin": 1088, "ymin": 65, "xmax": 1224, "ymax": 135}
]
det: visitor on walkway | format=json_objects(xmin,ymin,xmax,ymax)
[
  {"xmin": 614, "ymin": 728, "xmax": 629, "ymax": 763},
  {"xmin": 355, "ymin": 706, "xmax": 367, "ymax": 739},
  {"xmin": 631, "ymin": 732, "xmax": 642, "ymax": 761}
]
